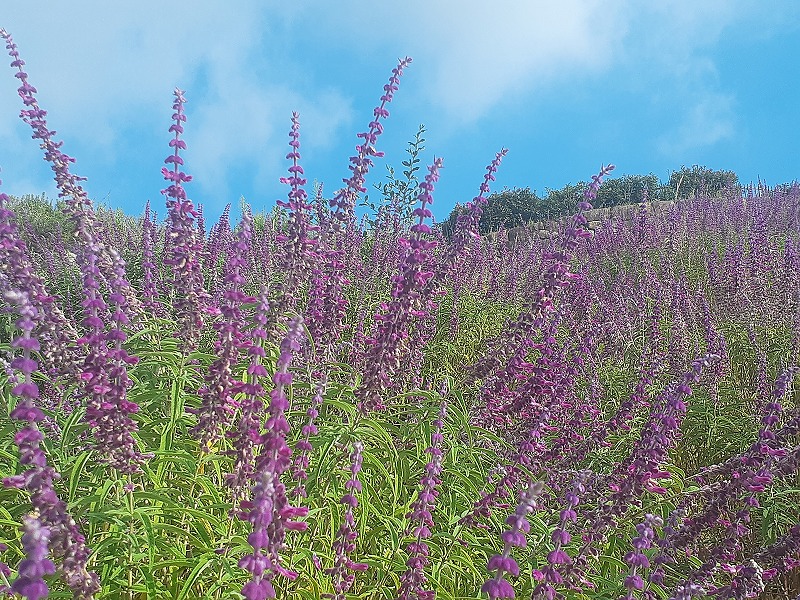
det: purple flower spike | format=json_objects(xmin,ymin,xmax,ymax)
[
  {"xmin": 325, "ymin": 441, "xmax": 368, "ymax": 600},
  {"xmin": 192, "ymin": 210, "xmax": 253, "ymax": 454},
  {"xmin": 10, "ymin": 516, "xmax": 55, "ymax": 600},
  {"xmin": 239, "ymin": 317, "xmax": 308, "ymax": 598},
  {"xmin": 161, "ymin": 88, "xmax": 209, "ymax": 352},
  {"xmin": 356, "ymin": 158, "xmax": 443, "ymax": 412},
  {"xmin": 330, "ymin": 57, "xmax": 413, "ymax": 227},
  {"xmin": 269, "ymin": 112, "xmax": 318, "ymax": 333},
  {"xmin": 397, "ymin": 399, "xmax": 448, "ymax": 600},
  {"xmin": 2, "ymin": 286, "xmax": 99, "ymax": 598},
  {"xmin": 483, "ymin": 479, "xmax": 545, "ymax": 599},
  {"xmin": 438, "ymin": 149, "xmax": 508, "ymax": 280}
]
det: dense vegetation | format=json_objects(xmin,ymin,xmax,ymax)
[
  {"xmin": 1, "ymin": 28, "xmax": 799, "ymax": 600},
  {"xmin": 440, "ymin": 166, "xmax": 740, "ymax": 237}
]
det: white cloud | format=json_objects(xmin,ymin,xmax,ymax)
[
  {"xmin": 657, "ymin": 92, "xmax": 736, "ymax": 156},
  {"xmin": 0, "ymin": 1, "xmax": 352, "ymax": 209}
]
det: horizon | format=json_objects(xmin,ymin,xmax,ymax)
[{"xmin": 2, "ymin": 2, "xmax": 800, "ymax": 226}]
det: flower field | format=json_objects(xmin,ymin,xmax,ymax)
[{"xmin": 1, "ymin": 28, "xmax": 799, "ymax": 600}]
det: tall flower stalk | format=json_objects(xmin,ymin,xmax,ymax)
[
  {"xmin": 161, "ymin": 88, "xmax": 209, "ymax": 352},
  {"xmin": 238, "ymin": 317, "xmax": 308, "ymax": 599},
  {"xmin": 355, "ymin": 158, "xmax": 443, "ymax": 412}
]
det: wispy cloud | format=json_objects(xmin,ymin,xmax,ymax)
[
  {"xmin": 0, "ymin": 1, "xmax": 353, "ymax": 210},
  {"xmin": 657, "ymin": 92, "xmax": 736, "ymax": 157}
]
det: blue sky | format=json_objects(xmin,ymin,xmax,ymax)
[{"xmin": 2, "ymin": 1, "xmax": 800, "ymax": 225}]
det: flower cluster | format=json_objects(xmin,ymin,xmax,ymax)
[
  {"xmin": 2, "ymin": 288, "xmax": 99, "ymax": 598},
  {"xmin": 329, "ymin": 57, "xmax": 413, "ymax": 226},
  {"xmin": 397, "ymin": 399, "xmax": 448, "ymax": 600},
  {"xmin": 290, "ymin": 373, "xmax": 326, "ymax": 499},
  {"xmin": 269, "ymin": 112, "xmax": 318, "ymax": 332},
  {"xmin": 482, "ymin": 479, "xmax": 545, "ymax": 599},
  {"xmin": 621, "ymin": 513, "xmax": 663, "ymax": 600},
  {"xmin": 226, "ymin": 285, "xmax": 270, "ymax": 505},
  {"xmin": 325, "ymin": 441, "xmax": 369, "ymax": 599},
  {"xmin": 239, "ymin": 317, "xmax": 308, "ymax": 599},
  {"xmin": 191, "ymin": 211, "xmax": 253, "ymax": 452},
  {"xmin": 469, "ymin": 165, "xmax": 615, "ymax": 414},
  {"xmin": 161, "ymin": 88, "xmax": 209, "ymax": 351},
  {"xmin": 356, "ymin": 158, "xmax": 443, "ymax": 412},
  {"xmin": 436, "ymin": 149, "xmax": 508, "ymax": 280},
  {"xmin": 307, "ymin": 58, "xmax": 412, "ymax": 358}
]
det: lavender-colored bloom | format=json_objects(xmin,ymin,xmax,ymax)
[
  {"xmin": 268, "ymin": 112, "xmax": 318, "ymax": 334},
  {"xmin": 329, "ymin": 57, "xmax": 412, "ymax": 227},
  {"xmin": 239, "ymin": 317, "xmax": 308, "ymax": 598},
  {"xmin": 2, "ymin": 289, "xmax": 100, "ymax": 598},
  {"xmin": 325, "ymin": 441, "xmax": 369, "ymax": 600},
  {"xmin": 397, "ymin": 399, "xmax": 448, "ymax": 600},
  {"xmin": 76, "ymin": 236, "xmax": 147, "ymax": 474},
  {"xmin": 356, "ymin": 158, "xmax": 443, "ymax": 412},
  {"xmin": 191, "ymin": 210, "xmax": 253, "ymax": 452},
  {"xmin": 436, "ymin": 149, "xmax": 508, "ymax": 281},
  {"xmin": 290, "ymin": 372, "xmax": 326, "ymax": 499},
  {"xmin": 307, "ymin": 58, "xmax": 412, "ymax": 359},
  {"xmin": 532, "ymin": 472, "xmax": 590, "ymax": 600},
  {"xmin": 469, "ymin": 165, "xmax": 615, "ymax": 415},
  {"xmin": 10, "ymin": 516, "xmax": 55, "ymax": 600},
  {"xmin": 1, "ymin": 29, "xmax": 141, "ymax": 325},
  {"xmin": 483, "ymin": 480, "xmax": 545, "ymax": 600},
  {"xmin": 0, "ymin": 188, "xmax": 79, "ymax": 379},
  {"xmin": 161, "ymin": 88, "xmax": 209, "ymax": 351},
  {"xmin": 620, "ymin": 514, "xmax": 662, "ymax": 600},
  {"xmin": 226, "ymin": 284, "xmax": 270, "ymax": 506}
]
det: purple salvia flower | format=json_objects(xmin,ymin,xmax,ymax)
[
  {"xmin": 531, "ymin": 471, "xmax": 591, "ymax": 600},
  {"xmin": 290, "ymin": 372, "xmax": 327, "ymax": 499},
  {"xmin": 329, "ymin": 57, "xmax": 413, "ymax": 227},
  {"xmin": 270, "ymin": 112, "xmax": 318, "ymax": 331},
  {"xmin": 356, "ymin": 158, "xmax": 443, "ymax": 412},
  {"xmin": 482, "ymin": 479, "xmax": 546, "ymax": 600},
  {"xmin": 0, "ymin": 188, "xmax": 79, "ymax": 377},
  {"xmin": 239, "ymin": 317, "xmax": 308, "ymax": 599},
  {"xmin": 192, "ymin": 210, "xmax": 254, "ymax": 452},
  {"xmin": 397, "ymin": 399, "xmax": 448, "ymax": 600},
  {"xmin": 469, "ymin": 165, "xmax": 615, "ymax": 418},
  {"xmin": 76, "ymin": 235, "xmax": 146, "ymax": 474},
  {"xmin": 161, "ymin": 88, "xmax": 209, "ymax": 352},
  {"xmin": 2, "ymin": 289, "xmax": 100, "ymax": 598},
  {"xmin": 307, "ymin": 59, "xmax": 411, "ymax": 359},
  {"xmin": 436, "ymin": 149, "xmax": 508, "ymax": 280},
  {"xmin": 10, "ymin": 516, "xmax": 56, "ymax": 600},
  {"xmin": 226, "ymin": 285, "xmax": 270, "ymax": 506},
  {"xmin": 620, "ymin": 514, "xmax": 663, "ymax": 600},
  {"xmin": 325, "ymin": 441, "xmax": 369, "ymax": 600}
]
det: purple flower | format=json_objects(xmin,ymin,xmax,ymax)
[
  {"xmin": 192, "ymin": 210, "xmax": 254, "ymax": 453},
  {"xmin": 329, "ymin": 57, "xmax": 413, "ymax": 227},
  {"xmin": 356, "ymin": 158, "xmax": 443, "ymax": 412},
  {"xmin": 10, "ymin": 516, "xmax": 55, "ymax": 600},
  {"xmin": 161, "ymin": 88, "xmax": 209, "ymax": 352},
  {"xmin": 2, "ymin": 287, "xmax": 99, "ymax": 598},
  {"xmin": 0, "ymin": 189, "xmax": 79, "ymax": 378},
  {"xmin": 268, "ymin": 112, "xmax": 319, "ymax": 336},
  {"xmin": 437, "ymin": 149, "xmax": 508, "ymax": 280},
  {"xmin": 397, "ymin": 399, "xmax": 448, "ymax": 600},
  {"xmin": 290, "ymin": 372, "xmax": 327, "ymax": 499},
  {"xmin": 325, "ymin": 441, "xmax": 368, "ymax": 600},
  {"xmin": 307, "ymin": 58, "xmax": 412, "ymax": 360},
  {"xmin": 484, "ymin": 479, "xmax": 545, "ymax": 599},
  {"xmin": 239, "ymin": 317, "xmax": 308, "ymax": 598}
]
